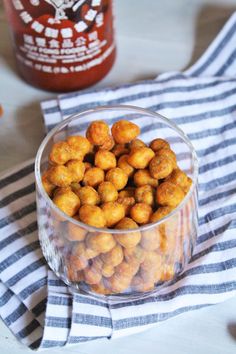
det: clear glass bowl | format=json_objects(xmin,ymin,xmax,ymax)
[{"xmin": 35, "ymin": 105, "xmax": 198, "ymax": 301}]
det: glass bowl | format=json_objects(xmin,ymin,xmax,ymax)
[{"xmin": 35, "ymin": 105, "xmax": 198, "ymax": 301}]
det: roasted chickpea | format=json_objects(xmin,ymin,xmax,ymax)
[
  {"xmin": 101, "ymin": 202, "xmax": 125, "ymax": 227},
  {"xmin": 135, "ymin": 185, "xmax": 155, "ymax": 206},
  {"xmin": 115, "ymin": 217, "xmax": 141, "ymax": 248},
  {"xmin": 124, "ymin": 245, "xmax": 146, "ymax": 264},
  {"xmin": 76, "ymin": 186, "xmax": 100, "ymax": 206},
  {"xmin": 67, "ymin": 215, "xmax": 87, "ymax": 241},
  {"xmin": 79, "ymin": 205, "xmax": 106, "ymax": 228},
  {"xmin": 94, "ymin": 150, "xmax": 116, "ymax": 170},
  {"xmin": 49, "ymin": 141, "xmax": 72, "ymax": 165},
  {"xmin": 130, "ymin": 203, "xmax": 152, "ymax": 225},
  {"xmin": 67, "ymin": 266, "xmax": 84, "ymax": 282},
  {"xmin": 99, "ymin": 135, "xmax": 115, "ymax": 151},
  {"xmin": 156, "ymin": 181, "xmax": 185, "ymax": 207},
  {"xmin": 106, "ymin": 274, "xmax": 131, "ymax": 293},
  {"xmin": 128, "ymin": 147, "xmax": 155, "ymax": 169},
  {"xmin": 69, "ymin": 254, "xmax": 88, "ymax": 271},
  {"xmin": 86, "ymin": 232, "xmax": 116, "ymax": 253},
  {"xmin": 111, "ymin": 120, "xmax": 140, "ymax": 144},
  {"xmin": 141, "ymin": 228, "xmax": 161, "ymax": 251},
  {"xmin": 42, "ymin": 170, "xmax": 55, "ymax": 196},
  {"xmin": 133, "ymin": 169, "xmax": 158, "ymax": 188},
  {"xmin": 105, "ymin": 167, "xmax": 128, "ymax": 190},
  {"xmin": 84, "ymin": 266, "xmax": 102, "ymax": 285},
  {"xmin": 165, "ymin": 168, "xmax": 188, "ymax": 187},
  {"xmin": 48, "ymin": 165, "xmax": 73, "ymax": 187},
  {"xmin": 115, "ymin": 259, "xmax": 139, "ymax": 278},
  {"xmin": 97, "ymin": 181, "xmax": 118, "ymax": 203},
  {"xmin": 140, "ymin": 252, "xmax": 163, "ymax": 282},
  {"xmin": 149, "ymin": 155, "xmax": 174, "ymax": 179},
  {"xmin": 156, "ymin": 147, "xmax": 177, "ymax": 168},
  {"xmin": 73, "ymin": 242, "xmax": 98, "ymax": 259},
  {"xmin": 118, "ymin": 187, "xmax": 135, "ymax": 198},
  {"xmin": 101, "ymin": 244, "xmax": 124, "ymax": 266},
  {"xmin": 86, "ymin": 120, "xmax": 109, "ymax": 145},
  {"xmin": 129, "ymin": 139, "xmax": 146, "ymax": 151},
  {"xmin": 117, "ymin": 154, "xmax": 135, "ymax": 177},
  {"xmin": 112, "ymin": 143, "xmax": 129, "ymax": 157},
  {"xmin": 90, "ymin": 282, "xmax": 111, "ymax": 295},
  {"xmin": 67, "ymin": 135, "xmax": 92, "ymax": 155},
  {"xmin": 150, "ymin": 206, "xmax": 173, "ymax": 222},
  {"xmin": 149, "ymin": 138, "xmax": 170, "ymax": 152},
  {"xmin": 117, "ymin": 196, "xmax": 135, "ymax": 216},
  {"xmin": 83, "ymin": 167, "xmax": 105, "ymax": 187},
  {"xmin": 102, "ymin": 264, "xmax": 115, "ymax": 277},
  {"xmin": 182, "ymin": 176, "xmax": 193, "ymax": 194},
  {"xmin": 66, "ymin": 160, "xmax": 85, "ymax": 183},
  {"xmin": 53, "ymin": 187, "xmax": 80, "ymax": 216},
  {"xmin": 131, "ymin": 276, "xmax": 154, "ymax": 292}
]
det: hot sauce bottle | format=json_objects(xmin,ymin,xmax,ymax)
[{"xmin": 3, "ymin": 0, "xmax": 116, "ymax": 92}]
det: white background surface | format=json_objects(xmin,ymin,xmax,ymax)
[{"xmin": 0, "ymin": 0, "xmax": 236, "ymax": 353}]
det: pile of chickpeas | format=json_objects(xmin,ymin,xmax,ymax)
[{"xmin": 42, "ymin": 119, "xmax": 192, "ymax": 294}]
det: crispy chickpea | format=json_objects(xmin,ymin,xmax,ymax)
[
  {"xmin": 106, "ymin": 274, "xmax": 131, "ymax": 293},
  {"xmin": 119, "ymin": 187, "xmax": 135, "ymax": 198},
  {"xmin": 165, "ymin": 168, "xmax": 188, "ymax": 188},
  {"xmin": 141, "ymin": 228, "xmax": 161, "ymax": 251},
  {"xmin": 150, "ymin": 206, "xmax": 174, "ymax": 222},
  {"xmin": 101, "ymin": 244, "xmax": 124, "ymax": 267},
  {"xmin": 49, "ymin": 141, "xmax": 72, "ymax": 165},
  {"xmin": 69, "ymin": 254, "xmax": 88, "ymax": 271},
  {"xmin": 84, "ymin": 266, "xmax": 102, "ymax": 285},
  {"xmin": 182, "ymin": 176, "xmax": 193, "ymax": 194},
  {"xmin": 115, "ymin": 217, "xmax": 141, "ymax": 248},
  {"xmin": 156, "ymin": 181, "xmax": 185, "ymax": 207},
  {"xmin": 86, "ymin": 120, "xmax": 109, "ymax": 145},
  {"xmin": 48, "ymin": 165, "xmax": 73, "ymax": 187},
  {"xmin": 133, "ymin": 169, "xmax": 158, "ymax": 188},
  {"xmin": 97, "ymin": 181, "xmax": 118, "ymax": 203},
  {"xmin": 135, "ymin": 185, "xmax": 155, "ymax": 206},
  {"xmin": 117, "ymin": 154, "xmax": 135, "ymax": 178},
  {"xmin": 79, "ymin": 205, "xmax": 106, "ymax": 228},
  {"xmin": 67, "ymin": 266, "xmax": 84, "ymax": 282},
  {"xmin": 128, "ymin": 147, "xmax": 155, "ymax": 169},
  {"xmin": 149, "ymin": 138, "xmax": 170, "ymax": 152},
  {"xmin": 140, "ymin": 252, "xmax": 163, "ymax": 282},
  {"xmin": 111, "ymin": 120, "xmax": 140, "ymax": 144},
  {"xmin": 101, "ymin": 202, "xmax": 125, "ymax": 227},
  {"xmin": 129, "ymin": 139, "xmax": 146, "ymax": 151},
  {"xmin": 99, "ymin": 135, "xmax": 115, "ymax": 151},
  {"xmin": 94, "ymin": 150, "xmax": 116, "ymax": 170},
  {"xmin": 131, "ymin": 276, "xmax": 154, "ymax": 292},
  {"xmin": 83, "ymin": 167, "xmax": 105, "ymax": 187},
  {"xmin": 67, "ymin": 215, "xmax": 87, "ymax": 241},
  {"xmin": 67, "ymin": 135, "xmax": 92, "ymax": 155},
  {"xmin": 130, "ymin": 203, "xmax": 152, "ymax": 225},
  {"xmin": 53, "ymin": 187, "xmax": 80, "ymax": 216},
  {"xmin": 90, "ymin": 282, "xmax": 111, "ymax": 295},
  {"xmin": 112, "ymin": 143, "xmax": 129, "ymax": 157},
  {"xmin": 42, "ymin": 170, "xmax": 55, "ymax": 196},
  {"xmin": 66, "ymin": 160, "xmax": 85, "ymax": 183},
  {"xmin": 115, "ymin": 260, "xmax": 139, "ymax": 278},
  {"xmin": 124, "ymin": 245, "xmax": 146, "ymax": 264},
  {"xmin": 149, "ymin": 155, "xmax": 174, "ymax": 179},
  {"xmin": 102, "ymin": 264, "xmax": 115, "ymax": 278},
  {"xmin": 73, "ymin": 242, "xmax": 98, "ymax": 259},
  {"xmin": 105, "ymin": 168, "xmax": 128, "ymax": 190},
  {"xmin": 117, "ymin": 196, "xmax": 136, "ymax": 216},
  {"xmin": 156, "ymin": 147, "xmax": 177, "ymax": 168},
  {"xmin": 86, "ymin": 232, "xmax": 116, "ymax": 253},
  {"xmin": 77, "ymin": 186, "xmax": 100, "ymax": 206}
]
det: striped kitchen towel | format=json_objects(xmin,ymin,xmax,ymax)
[{"xmin": 1, "ymin": 12, "xmax": 236, "ymax": 350}]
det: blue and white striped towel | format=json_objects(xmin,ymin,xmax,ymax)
[{"xmin": 1, "ymin": 12, "xmax": 236, "ymax": 350}]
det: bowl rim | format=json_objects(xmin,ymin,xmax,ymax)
[{"xmin": 35, "ymin": 104, "xmax": 198, "ymax": 233}]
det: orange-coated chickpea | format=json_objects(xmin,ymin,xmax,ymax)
[
  {"xmin": 101, "ymin": 202, "xmax": 125, "ymax": 227},
  {"xmin": 149, "ymin": 138, "xmax": 170, "ymax": 152},
  {"xmin": 48, "ymin": 165, "xmax": 73, "ymax": 187},
  {"xmin": 131, "ymin": 276, "xmax": 154, "ymax": 292},
  {"xmin": 94, "ymin": 150, "xmax": 116, "ymax": 170},
  {"xmin": 67, "ymin": 135, "xmax": 92, "ymax": 155},
  {"xmin": 66, "ymin": 160, "xmax": 85, "ymax": 183},
  {"xmin": 77, "ymin": 186, "xmax": 100, "ymax": 206},
  {"xmin": 53, "ymin": 187, "xmax": 80, "ymax": 216},
  {"xmin": 117, "ymin": 196, "xmax": 136, "ymax": 216},
  {"xmin": 141, "ymin": 228, "xmax": 161, "ymax": 251},
  {"xmin": 129, "ymin": 139, "xmax": 146, "ymax": 151},
  {"xmin": 112, "ymin": 143, "xmax": 129, "ymax": 157},
  {"xmin": 49, "ymin": 141, "xmax": 72, "ymax": 165},
  {"xmin": 99, "ymin": 135, "xmax": 115, "ymax": 151},
  {"xmin": 106, "ymin": 274, "xmax": 131, "ymax": 293},
  {"xmin": 183, "ymin": 176, "xmax": 193, "ymax": 194},
  {"xmin": 115, "ymin": 259, "xmax": 139, "ymax": 278},
  {"xmin": 67, "ymin": 215, "xmax": 87, "ymax": 241},
  {"xmin": 101, "ymin": 244, "xmax": 124, "ymax": 267},
  {"xmin": 156, "ymin": 147, "xmax": 177, "ymax": 168},
  {"xmin": 42, "ymin": 170, "xmax": 55, "ymax": 196},
  {"xmin": 124, "ymin": 245, "xmax": 146, "ymax": 264},
  {"xmin": 135, "ymin": 185, "xmax": 155, "ymax": 206},
  {"xmin": 97, "ymin": 181, "xmax": 118, "ymax": 203},
  {"xmin": 66, "ymin": 266, "xmax": 84, "ymax": 282},
  {"xmin": 69, "ymin": 254, "xmax": 88, "ymax": 271},
  {"xmin": 156, "ymin": 181, "xmax": 185, "ymax": 207},
  {"xmin": 83, "ymin": 266, "xmax": 102, "ymax": 285},
  {"xmin": 115, "ymin": 217, "xmax": 141, "ymax": 248},
  {"xmin": 130, "ymin": 203, "xmax": 152, "ymax": 225},
  {"xmin": 86, "ymin": 120, "xmax": 109, "ymax": 145},
  {"xmin": 150, "ymin": 206, "xmax": 174, "ymax": 222},
  {"xmin": 140, "ymin": 252, "xmax": 163, "ymax": 282},
  {"xmin": 133, "ymin": 169, "xmax": 158, "ymax": 188},
  {"xmin": 127, "ymin": 147, "xmax": 155, "ymax": 169},
  {"xmin": 105, "ymin": 168, "xmax": 128, "ymax": 190},
  {"xmin": 102, "ymin": 263, "xmax": 115, "ymax": 278},
  {"xmin": 111, "ymin": 120, "xmax": 140, "ymax": 144},
  {"xmin": 86, "ymin": 232, "xmax": 116, "ymax": 253},
  {"xmin": 73, "ymin": 242, "xmax": 98, "ymax": 259},
  {"xmin": 117, "ymin": 154, "xmax": 135, "ymax": 178},
  {"xmin": 149, "ymin": 155, "xmax": 174, "ymax": 179},
  {"xmin": 83, "ymin": 167, "xmax": 105, "ymax": 187},
  {"xmin": 90, "ymin": 282, "xmax": 111, "ymax": 295},
  {"xmin": 165, "ymin": 168, "xmax": 188, "ymax": 188},
  {"xmin": 118, "ymin": 187, "xmax": 135, "ymax": 198},
  {"xmin": 79, "ymin": 205, "xmax": 106, "ymax": 228}
]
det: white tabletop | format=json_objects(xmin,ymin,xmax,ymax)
[{"xmin": 0, "ymin": 0, "xmax": 236, "ymax": 353}]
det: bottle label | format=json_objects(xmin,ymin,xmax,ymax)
[{"xmin": 11, "ymin": 0, "xmax": 114, "ymax": 74}]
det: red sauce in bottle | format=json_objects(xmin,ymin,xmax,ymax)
[{"xmin": 3, "ymin": 0, "xmax": 116, "ymax": 92}]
